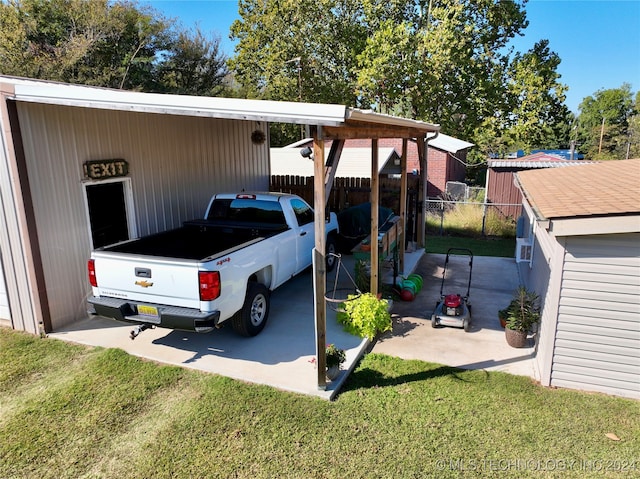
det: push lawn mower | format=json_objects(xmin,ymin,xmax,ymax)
[{"xmin": 431, "ymin": 248, "xmax": 473, "ymax": 332}]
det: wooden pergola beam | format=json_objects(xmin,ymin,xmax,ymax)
[
  {"xmin": 324, "ymin": 139, "xmax": 345, "ymax": 203},
  {"xmin": 321, "ymin": 125, "xmax": 432, "ymax": 141}
]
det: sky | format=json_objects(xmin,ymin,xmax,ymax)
[{"xmin": 147, "ymin": 0, "xmax": 640, "ymax": 114}]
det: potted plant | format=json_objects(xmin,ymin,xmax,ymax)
[
  {"xmin": 498, "ymin": 307, "xmax": 509, "ymax": 328},
  {"xmin": 504, "ymin": 286, "xmax": 540, "ymax": 348},
  {"xmin": 325, "ymin": 343, "xmax": 346, "ymax": 380},
  {"xmin": 498, "ymin": 300, "xmax": 517, "ymax": 328},
  {"xmin": 336, "ymin": 292, "xmax": 392, "ymax": 341}
]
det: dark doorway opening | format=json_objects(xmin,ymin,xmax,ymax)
[{"xmin": 86, "ymin": 181, "xmax": 130, "ymax": 249}]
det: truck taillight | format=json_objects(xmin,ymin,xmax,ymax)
[
  {"xmin": 199, "ymin": 271, "xmax": 220, "ymax": 301},
  {"xmin": 88, "ymin": 259, "xmax": 97, "ymax": 287}
]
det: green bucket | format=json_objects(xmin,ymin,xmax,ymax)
[{"xmin": 406, "ymin": 274, "xmax": 423, "ymax": 292}]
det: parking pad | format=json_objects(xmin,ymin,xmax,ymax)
[{"xmin": 50, "ymin": 251, "xmax": 535, "ymax": 400}]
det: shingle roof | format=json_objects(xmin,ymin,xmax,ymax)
[{"xmin": 516, "ymin": 158, "xmax": 640, "ymax": 220}]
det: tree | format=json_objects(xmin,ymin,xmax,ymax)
[
  {"xmin": 153, "ymin": 27, "xmax": 229, "ymax": 96},
  {"xmin": 0, "ymin": 0, "xmax": 228, "ymax": 95},
  {"xmin": 230, "ymin": 0, "xmax": 362, "ymax": 105},
  {"xmin": 358, "ymin": 0, "xmax": 529, "ymax": 140},
  {"xmin": 229, "ymin": 0, "xmax": 530, "ymax": 145},
  {"xmin": 576, "ymin": 84, "xmax": 636, "ymax": 160},
  {"xmin": 628, "ymin": 91, "xmax": 640, "ymax": 159},
  {"xmin": 474, "ymin": 39, "xmax": 572, "ymax": 156},
  {"xmin": 229, "ymin": 0, "xmax": 367, "ymax": 144},
  {"xmin": 0, "ymin": 0, "xmax": 171, "ymax": 89}
]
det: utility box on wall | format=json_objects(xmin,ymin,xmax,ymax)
[{"xmin": 516, "ymin": 237, "xmax": 532, "ymax": 264}]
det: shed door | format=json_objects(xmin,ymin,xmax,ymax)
[
  {"xmin": 84, "ymin": 179, "xmax": 136, "ymax": 249},
  {"xmin": 0, "ymin": 257, "xmax": 10, "ymax": 320}
]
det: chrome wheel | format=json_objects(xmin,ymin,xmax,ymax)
[{"xmin": 250, "ymin": 293, "xmax": 267, "ymax": 326}]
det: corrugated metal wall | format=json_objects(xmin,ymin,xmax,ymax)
[
  {"xmin": 16, "ymin": 102, "xmax": 269, "ymax": 330},
  {"xmin": 552, "ymin": 233, "xmax": 640, "ymax": 399},
  {"xmin": 486, "ymin": 168, "xmax": 523, "ymax": 219},
  {"xmin": 0, "ymin": 255, "xmax": 10, "ymax": 320},
  {"xmin": 1, "ymin": 95, "xmax": 43, "ymax": 334}
]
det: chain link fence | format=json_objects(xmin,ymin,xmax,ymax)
[
  {"xmin": 445, "ymin": 182, "xmax": 486, "ymax": 202},
  {"xmin": 426, "ymin": 198, "xmax": 521, "ymax": 237}
]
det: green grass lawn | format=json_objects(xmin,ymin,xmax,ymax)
[
  {"xmin": 2, "ymin": 327, "xmax": 638, "ymax": 478},
  {"xmin": 425, "ymin": 235, "xmax": 516, "ymax": 257}
]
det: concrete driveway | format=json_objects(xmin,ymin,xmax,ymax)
[
  {"xmin": 373, "ymin": 252, "xmax": 537, "ymax": 378},
  {"xmin": 51, "ymin": 265, "xmax": 368, "ymax": 401},
  {"xmin": 50, "ymin": 250, "xmax": 536, "ymax": 400}
]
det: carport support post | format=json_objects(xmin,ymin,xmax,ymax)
[
  {"xmin": 370, "ymin": 139, "xmax": 379, "ymax": 295},
  {"xmin": 399, "ymin": 139, "xmax": 408, "ymax": 274},
  {"xmin": 416, "ymin": 135, "xmax": 427, "ymax": 246},
  {"xmin": 312, "ymin": 131, "xmax": 327, "ymax": 390}
]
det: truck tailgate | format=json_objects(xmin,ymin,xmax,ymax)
[{"xmin": 92, "ymin": 252, "xmax": 202, "ymax": 309}]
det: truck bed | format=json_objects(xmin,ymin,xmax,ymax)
[{"xmin": 102, "ymin": 219, "xmax": 289, "ymax": 260}]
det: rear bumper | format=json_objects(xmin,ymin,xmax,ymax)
[{"xmin": 88, "ymin": 295, "xmax": 220, "ymax": 333}]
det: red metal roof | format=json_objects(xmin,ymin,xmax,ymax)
[{"xmin": 488, "ymin": 152, "xmax": 596, "ymax": 169}]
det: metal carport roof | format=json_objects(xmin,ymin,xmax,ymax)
[{"xmin": 2, "ymin": 75, "xmax": 439, "ymax": 133}]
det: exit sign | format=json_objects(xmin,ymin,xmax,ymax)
[{"xmin": 84, "ymin": 159, "xmax": 129, "ymax": 180}]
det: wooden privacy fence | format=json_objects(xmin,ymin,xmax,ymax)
[{"xmin": 270, "ymin": 175, "xmax": 420, "ymax": 214}]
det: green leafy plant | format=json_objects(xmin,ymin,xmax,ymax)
[
  {"xmin": 505, "ymin": 286, "xmax": 540, "ymax": 332},
  {"xmin": 325, "ymin": 343, "xmax": 346, "ymax": 369},
  {"xmin": 354, "ymin": 260, "xmax": 371, "ymax": 293},
  {"xmin": 337, "ymin": 292, "xmax": 392, "ymax": 340}
]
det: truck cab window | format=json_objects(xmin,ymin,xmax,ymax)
[
  {"xmin": 291, "ymin": 199, "xmax": 314, "ymax": 226},
  {"xmin": 208, "ymin": 199, "xmax": 286, "ymax": 225}
]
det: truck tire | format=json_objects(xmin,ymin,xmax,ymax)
[
  {"xmin": 231, "ymin": 282, "xmax": 270, "ymax": 337},
  {"xmin": 325, "ymin": 235, "xmax": 337, "ymax": 272}
]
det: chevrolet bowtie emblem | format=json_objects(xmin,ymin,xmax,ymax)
[{"xmin": 135, "ymin": 280, "xmax": 154, "ymax": 288}]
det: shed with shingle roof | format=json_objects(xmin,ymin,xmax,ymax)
[{"xmin": 513, "ymin": 159, "xmax": 640, "ymax": 400}]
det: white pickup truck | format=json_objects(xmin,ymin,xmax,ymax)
[{"xmin": 88, "ymin": 192, "xmax": 339, "ymax": 337}]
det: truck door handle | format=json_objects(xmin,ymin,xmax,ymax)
[
  {"xmin": 135, "ymin": 267, "xmax": 152, "ymax": 278},
  {"xmin": 300, "ymin": 231, "xmax": 307, "ymax": 236}
]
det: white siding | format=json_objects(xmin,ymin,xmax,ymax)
[
  {"xmin": 551, "ymin": 234, "xmax": 640, "ymax": 399},
  {"xmin": 525, "ymin": 221, "xmax": 565, "ymax": 387},
  {"xmin": 16, "ymin": 102, "xmax": 269, "ymax": 331}
]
